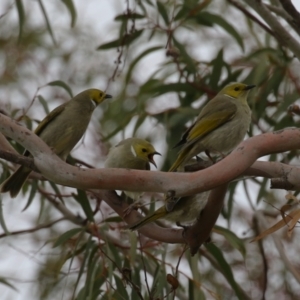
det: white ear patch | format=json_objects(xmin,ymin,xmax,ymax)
[
  {"xmin": 130, "ymin": 145, "xmax": 137, "ymax": 157},
  {"xmin": 90, "ymin": 99, "xmax": 97, "ymax": 108},
  {"xmin": 224, "ymin": 94, "xmax": 235, "ymax": 100}
]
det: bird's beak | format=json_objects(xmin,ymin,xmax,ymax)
[
  {"xmin": 105, "ymin": 94, "xmax": 113, "ymax": 99},
  {"xmin": 245, "ymin": 85, "xmax": 256, "ymax": 90},
  {"xmin": 148, "ymin": 151, "xmax": 161, "ymax": 168}
]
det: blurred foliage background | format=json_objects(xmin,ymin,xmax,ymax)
[{"xmin": 0, "ymin": 0, "xmax": 300, "ymax": 299}]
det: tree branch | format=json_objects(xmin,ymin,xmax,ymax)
[
  {"xmin": 279, "ymin": 0, "xmax": 300, "ymax": 35},
  {"xmin": 0, "ymin": 149, "xmax": 38, "ymax": 172},
  {"xmin": 244, "ymin": 0, "xmax": 300, "ymax": 60},
  {"xmin": 1, "ymin": 113, "xmax": 300, "ymax": 196},
  {"xmin": 228, "ymin": 0, "xmax": 276, "ymax": 37}
]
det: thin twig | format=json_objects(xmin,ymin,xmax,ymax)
[
  {"xmin": 0, "ymin": 218, "xmax": 65, "ymax": 238},
  {"xmin": 228, "ymin": 0, "xmax": 276, "ymax": 37},
  {"xmin": 279, "ymin": 0, "xmax": 300, "ymax": 35},
  {"xmin": 244, "ymin": 0, "xmax": 300, "ymax": 60}
]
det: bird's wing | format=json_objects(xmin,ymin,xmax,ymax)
[
  {"xmin": 21, "ymin": 104, "xmax": 66, "ymax": 157},
  {"xmin": 175, "ymin": 99, "xmax": 237, "ymax": 147},
  {"xmin": 34, "ymin": 104, "xmax": 66, "ymax": 136}
]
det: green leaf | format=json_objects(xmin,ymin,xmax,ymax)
[
  {"xmin": 47, "ymin": 80, "xmax": 73, "ymax": 98},
  {"xmin": 37, "ymin": 0, "xmax": 57, "ymax": 46},
  {"xmin": 196, "ymin": 12, "xmax": 244, "ymax": 50},
  {"xmin": 121, "ymin": 29, "xmax": 144, "ymax": 46},
  {"xmin": 65, "ymin": 241, "xmax": 89, "ymax": 260},
  {"xmin": 73, "ymin": 189, "xmax": 94, "ymax": 222},
  {"xmin": 214, "ymin": 225, "xmax": 246, "ymax": 258},
  {"xmin": 53, "ymin": 227, "xmax": 84, "ymax": 248},
  {"xmin": 106, "ymin": 234, "xmax": 122, "ymax": 267},
  {"xmin": 61, "ymin": 0, "xmax": 77, "ymax": 27},
  {"xmin": 38, "ymin": 95, "xmax": 50, "ymax": 115},
  {"xmin": 103, "ymin": 216, "xmax": 123, "ymax": 223},
  {"xmin": 256, "ymin": 177, "xmax": 269, "ymax": 203},
  {"xmin": 84, "ymin": 244, "xmax": 101, "ymax": 299},
  {"xmin": 205, "ymin": 243, "xmax": 249, "ymax": 300},
  {"xmin": 157, "ymin": 1, "xmax": 169, "ymax": 25},
  {"xmin": 172, "ymin": 38, "xmax": 197, "ymax": 73},
  {"xmin": 132, "ymin": 113, "xmax": 147, "ymax": 136},
  {"xmin": 74, "ymin": 237, "xmax": 95, "ymax": 299},
  {"xmin": 210, "ymin": 49, "xmax": 224, "ymax": 90},
  {"xmin": 97, "ymin": 39, "xmax": 121, "ymax": 50},
  {"xmin": 15, "ymin": 0, "xmax": 25, "ymax": 42},
  {"xmin": 49, "ymin": 181, "xmax": 64, "ymax": 202},
  {"xmin": 103, "ymin": 115, "xmax": 132, "ymax": 141},
  {"xmin": 22, "ymin": 180, "xmax": 38, "ymax": 211},
  {"xmin": 97, "ymin": 30, "xmax": 144, "ymax": 50},
  {"xmin": 0, "ymin": 197, "xmax": 9, "ymax": 235},
  {"xmin": 0, "ymin": 277, "xmax": 18, "ymax": 291},
  {"xmin": 125, "ymin": 46, "xmax": 162, "ymax": 84},
  {"xmin": 174, "ymin": 4, "xmax": 191, "ymax": 21},
  {"xmin": 151, "ymin": 82, "xmax": 197, "ymax": 95},
  {"xmin": 115, "ymin": 13, "xmax": 145, "ymax": 21},
  {"xmin": 113, "ymin": 275, "xmax": 129, "ymax": 299}
]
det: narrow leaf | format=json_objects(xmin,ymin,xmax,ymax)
[
  {"xmin": 53, "ymin": 227, "xmax": 83, "ymax": 248},
  {"xmin": 47, "ymin": 80, "xmax": 73, "ymax": 98},
  {"xmin": 15, "ymin": 0, "xmax": 25, "ymax": 42},
  {"xmin": 38, "ymin": 95, "xmax": 50, "ymax": 115},
  {"xmin": 0, "ymin": 278, "xmax": 18, "ymax": 291},
  {"xmin": 97, "ymin": 30, "xmax": 143, "ymax": 50},
  {"xmin": 197, "ymin": 12, "xmax": 244, "ymax": 50},
  {"xmin": 61, "ymin": 0, "xmax": 77, "ymax": 27},
  {"xmin": 37, "ymin": 0, "xmax": 57, "ymax": 45},
  {"xmin": 73, "ymin": 189, "xmax": 94, "ymax": 222},
  {"xmin": 22, "ymin": 180, "xmax": 38, "ymax": 211},
  {"xmin": 205, "ymin": 243, "xmax": 248, "ymax": 300},
  {"xmin": 115, "ymin": 13, "xmax": 145, "ymax": 21},
  {"xmin": 0, "ymin": 197, "xmax": 10, "ymax": 235},
  {"xmin": 157, "ymin": 1, "xmax": 169, "ymax": 25},
  {"xmin": 214, "ymin": 225, "xmax": 246, "ymax": 258},
  {"xmin": 125, "ymin": 46, "xmax": 162, "ymax": 84},
  {"xmin": 251, "ymin": 209, "xmax": 300, "ymax": 242}
]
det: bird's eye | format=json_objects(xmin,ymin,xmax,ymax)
[
  {"xmin": 142, "ymin": 148, "xmax": 147, "ymax": 153},
  {"xmin": 234, "ymin": 87, "xmax": 240, "ymax": 91}
]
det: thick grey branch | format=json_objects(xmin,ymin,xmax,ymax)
[{"xmin": 1, "ymin": 113, "xmax": 300, "ymax": 196}]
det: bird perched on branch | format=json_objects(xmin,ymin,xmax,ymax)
[
  {"xmin": 104, "ymin": 137, "xmax": 161, "ymax": 215},
  {"xmin": 1, "ymin": 89, "xmax": 112, "ymax": 197},
  {"xmin": 130, "ymin": 159, "xmax": 209, "ymax": 230},
  {"xmin": 130, "ymin": 190, "xmax": 209, "ymax": 230},
  {"xmin": 169, "ymin": 82, "xmax": 255, "ymax": 172}
]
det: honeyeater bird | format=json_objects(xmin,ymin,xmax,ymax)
[
  {"xmin": 1, "ymin": 89, "xmax": 112, "ymax": 198},
  {"xmin": 129, "ymin": 192, "xmax": 209, "ymax": 230},
  {"xmin": 130, "ymin": 160, "xmax": 209, "ymax": 230},
  {"xmin": 168, "ymin": 82, "xmax": 255, "ymax": 172},
  {"xmin": 104, "ymin": 138, "xmax": 161, "ymax": 215}
]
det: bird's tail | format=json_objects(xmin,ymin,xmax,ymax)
[
  {"xmin": 168, "ymin": 147, "xmax": 190, "ymax": 172},
  {"xmin": 0, "ymin": 166, "xmax": 31, "ymax": 198},
  {"xmin": 129, "ymin": 207, "xmax": 167, "ymax": 230}
]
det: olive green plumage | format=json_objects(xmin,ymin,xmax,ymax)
[
  {"xmin": 104, "ymin": 138, "xmax": 160, "ymax": 202},
  {"xmin": 1, "ymin": 89, "xmax": 112, "ymax": 197},
  {"xmin": 129, "ymin": 191, "xmax": 209, "ymax": 230},
  {"xmin": 169, "ymin": 82, "xmax": 255, "ymax": 172}
]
